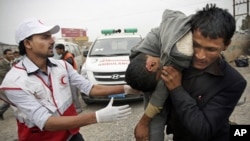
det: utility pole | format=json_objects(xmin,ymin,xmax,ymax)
[
  {"xmin": 233, "ymin": 0, "xmax": 249, "ymax": 18},
  {"xmin": 233, "ymin": 0, "xmax": 250, "ymax": 30}
]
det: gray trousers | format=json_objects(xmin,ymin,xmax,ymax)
[
  {"xmin": 71, "ymin": 85, "xmax": 82, "ymax": 113},
  {"xmin": 143, "ymin": 92, "xmax": 168, "ymax": 141},
  {"xmin": 0, "ymin": 102, "xmax": 10, "ymax": 115}
]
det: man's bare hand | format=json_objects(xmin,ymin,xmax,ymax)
[
  {"xmin": 134, "ymin": 114, "xmax": 151, "ymax": 141},
  {"xmin": 134, "ymin": 122, "xmax": 149, "ymax": 141},
  {"xmin": 161, "ymin": 66, "xmax": 182, "ymax": 91}
]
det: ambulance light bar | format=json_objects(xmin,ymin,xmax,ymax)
[
  {"xmin": 124, "ymin": 28, "xmax": 137, "ymax": 33},
  {"xmin": 101, "ymin": 28, "xmax": 138, "ymax": 35}
]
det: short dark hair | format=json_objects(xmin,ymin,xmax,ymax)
[
  {"xmin": 13, "ymin": 51, "xmax": 19, "ymax": 54},
  {"xmin": 18, "ymin": 35, "xmax": 33, "ymax": 55},
  {"xmin": 55, "ymin": 44, "xmax": 65, "ymax": 50},
  {"xmin": 125, "ymin": 53, "xmax": 158, "ymax": 92},
  {"xmin": 3, "ymin": 49, "xmax": 12, "ymax": 55},
  {"xmin": 191, "ymin": 4, "xmax": 236, "ymax": 45}
]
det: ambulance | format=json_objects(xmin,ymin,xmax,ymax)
[{"xmin": 81, "ymin": 28, "xmax": 143, "ymax": 104}]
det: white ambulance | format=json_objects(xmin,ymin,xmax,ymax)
[{"xmin": 81, "ymin": 28, "xmax": 143, "ymax": 104}]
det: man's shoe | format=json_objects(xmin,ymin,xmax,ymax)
[{"xmin": 0, "ymin": 114, "xmax": 4, "ymax": 120}]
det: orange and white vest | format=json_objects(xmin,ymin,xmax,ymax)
[
  {"xmin": 63, "ymin": 52, "xmax": 77, "ymax": 70},
  {"xmin": 0, "ymin": 58, "xmax": 79, "ymax": 141}
]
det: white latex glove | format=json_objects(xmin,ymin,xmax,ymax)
[
  {"xmin": 124, "ymin": 84, "xmax": 143, "ymax": 95},
  {"xmin": 95, "ymin": 97, "xmax": 131, "ymax": 123}
]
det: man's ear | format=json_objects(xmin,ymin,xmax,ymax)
[
  {"xmin": 23, "ymin": 39, "xmax": 32, "ymax": 49},
  {"xmin": 224, "ymin": 40, "xmax": 231, "ymax": 51},
  {"xmin": 146, "ymin": 62, "xmax": 156, "ymax": 72}
]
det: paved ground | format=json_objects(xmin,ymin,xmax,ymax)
[
  {"xmin": 0, "ymin": 62, "xmax": 249, "ymax": 141},
  {"xmin": 229, "ymin": 63, "xmax": 250, "ymax": 124}
]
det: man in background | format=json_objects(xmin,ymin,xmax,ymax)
[
  {"xmin": 13, "ymin": 50, "xmax": 23, "ymax": 65},
  {"xmin": 0, "ymin": 49, "xmax": 13, "ymax": 120},
  {"xmin": 55, "ymin": 44, "xmax": 77, "ymax": 69}
]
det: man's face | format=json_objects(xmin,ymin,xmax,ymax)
[
  {"xmin": 25, "ymin": 32, "xmax": 55, "ymax": 58},
  {"xmin": 55, "ymin": 48, "xmax": 63, "ymax": 55},
  {"xmin": 5, "ymin": 51, "xmax": 14, "ymax": 61},
  {"xmin": 14, "ymin": 52, "xmax": 20, "ymax": 58},
  {"xmin": 192, "ymin": 29, "xmax": 228, "ymax": 70}
]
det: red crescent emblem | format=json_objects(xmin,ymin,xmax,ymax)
[{"xmin": 60, "ymin": 76, "xmax": 67, "ymax": 85}]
